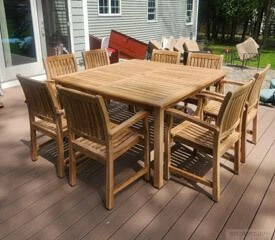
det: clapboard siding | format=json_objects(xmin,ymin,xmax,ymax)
[
  {"xmin": 70, "ymin": 0, "xmax": 85, "ymax": 60},
  {"xmin": 87, "ymin": 0, "xmax": 198, "ymax": 43},
  {"xmin": 70, "ymin": 0, "xmax": 198, "ymax": 61}
]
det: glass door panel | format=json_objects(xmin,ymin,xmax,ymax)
[
  {"xmin": 40, "ymin": 0, "xmax": 71, "ymax": 56},
  {"xmin": 0, "ymin": 0, "xmax": 44, "ymax": 82},
  {"xmin": 0, "ymin": 0, "xmax": 37, "ymax": 66}
]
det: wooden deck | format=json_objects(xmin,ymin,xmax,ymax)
[{"xmin": 1, "ymin": 86, "xmax": 275, "ymax": 240}]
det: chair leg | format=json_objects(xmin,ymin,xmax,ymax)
[
  {"xmin": 164, "ymin": 133, "xmax": 171, "ymax": 181},
  {"xmin": 252, "ymin": 115, "xmax": 258, "ymax": 144},
  {"xmin": 69, "ymin": 145, "xmax": 77, "ymax": 186},
  {"xmin": 56, "ymin": 137, "xmax": 65, "ymax": 178},
  {"xmin": 106, "ymin": 159, "xmax": 114, "ymax": 210},
  {"xmin": 143, "ymin": 119, "xmax": 150, "ymax": 181},
  {"xmin": 234, "ymin": 140, "xmax": 241, "ymax": 175},
  {"xmin": 212, "ymin": 151, "xmax": 220, "ymax": 202},
  {"xmin": 241, "ymin": 124, "xmax": 247, "ymax": 163},
  {"xmin": 30, "ymin": 126, "xmax": 38, "ymax": 161}
]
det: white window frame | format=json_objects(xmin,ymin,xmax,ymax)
[
  {"xmin": 186, "ymin": 0, "xmax": 194, "ymax": 25},
  {"xmin": 147, "ymin": 0, "xmax": 157, "ymax": 22},
  {"xmin": 98, "ymin": 0, "xmax": 121, "ymax": 16}
]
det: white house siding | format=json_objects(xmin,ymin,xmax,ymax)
[
  {"xmin": 86, "ymin": 0, "xmax": 199, "ymax": 43},
  {"xmin": 70, "ymin": 0, "xmax": 86, "ymax": 60}
]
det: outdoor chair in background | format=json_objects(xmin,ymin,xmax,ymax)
[
  {"xmin": 232, "ymin": 37, "xmax": 261, "ymax": 68},
  {"xmin": 82, "ymin": 48, "xmax": 110, "ymax": 69},
  {"xmin": 151, "ymin": 49, "xmax": 180, "ymax": 64},
  {"xmin": 161, "ymin": 36, "xmax": 176, "ymax": 51},
  {"xmin": 17, "ymin": 75, "xmax": 68, "ymax": 178},
  {"xmin": 183, "ymin": 39, "xmax": 201, "ymax": 52},
  {"xmin": 164, "ymin": 80, "xmax": 253, "ymax": 202},
  {"xmin": 173, "ymin": 37, "xmax": 186, "ymax": 54},
  {"xmin": 201, "ymin": 64, "xmax": 271, "ymax": 162},
  {"xmin": 57, "ymin": 86, "xmax": 150, "ymax": 210}
]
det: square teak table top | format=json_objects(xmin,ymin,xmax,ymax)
[{"xmin": 54, "ymin": 59, "xmax": 225, "ymax": 188}]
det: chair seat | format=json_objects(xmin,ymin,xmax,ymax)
[
  {"xmin": 72, "ymin": 123, "xmax": 143, "ymax": 162},
  {"xmin": 172, "ymin": 120, "xmax": 240, "ymax": 156},
  {"xmin": 172, "ymin": 121, "xmax": 214, "ymax": 152},
  {"xmin": 203, "ymin": 100, "xmax": 222, "ymax": 117},
  {"xmin": 33, "ymin": 118, "xmax": 67, "ymax": 137}
]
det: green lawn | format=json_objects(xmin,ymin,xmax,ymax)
[{"xmin": 206, "ymin": 44, "xmax": 275, "ymax": 69}]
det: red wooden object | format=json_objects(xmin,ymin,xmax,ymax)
[{"xmin": 109, "ymin": 30, "xmax": 148, "ymax": 60}]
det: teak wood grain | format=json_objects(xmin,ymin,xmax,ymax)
[{"xmin": 54, "ymin": 59, "xmax": 225, "ymax": 188}]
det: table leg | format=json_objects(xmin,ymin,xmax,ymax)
[{"xmin": 153, "ymin": 107, "xmax": 164, "ymax": 188}]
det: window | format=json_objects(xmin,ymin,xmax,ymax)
[
  {"xmin": 186, "ymin": 0, "xmax": 193, "ymax": 24},
  {"xmin": 148, "ymin": 0, "xmax": 157, "ymax": 21},
  {"xmin": 98, "ymin": 0, "xmax": 120, "ymax": 15}
]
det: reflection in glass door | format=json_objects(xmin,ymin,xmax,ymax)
[
  {"xmin": 0, "ymin": 0, "xmax": 37, "ymax": 66},
  {"xmin": 0, "ymin": 0, "xmax": 44, "ymax": 82},
  {"xmin": 39, "ymin": 0, "xmax": 71, "ymax": 56}
]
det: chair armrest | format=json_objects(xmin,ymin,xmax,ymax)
[
  {"xmin": 109, "ymin": 110, "xmax": 148, "ymax": 136},
  {"xmin": 166, "ymin": 108, "xmax": 219, "ymax": 133},
  {"xmin": 196, "ymin": 90, "xmax": 225, "ymax": 103},
  {"xmin": 56, "ymin": 109, "xmax": 65, "ymax": 116},
  {"xmin": 221, "ymin": 79, "xmax": 245, "ymax": 86},
  {"xmin": 46, "ymin": 79, "xmax": 55, "ymax": 83}
]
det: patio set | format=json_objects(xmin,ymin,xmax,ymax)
[{"xmin": 17, "ymin": 47, "xmax": 270, "ymax": 210}]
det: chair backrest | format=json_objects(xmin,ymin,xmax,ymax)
[
  {"xmin": 82, "ymin": 48, "xmax": 110, "ymax": 69},
  {"xmin": 187, "ymin": 52, "xmax": 224, "ymax": 69},
  {"xmin": 57, "ymin": 86, "xmax": 110, "ymax": 144},
  {"xmin": 183, "ymin": 40, "xmax": 200, "ymax": 52},
  {"xmin": 247, "ymin": 64, "xmax": 271, "ymax": 110},
  {"xmin": 43, "ymin": 54, "xmax": 78, "ymax": 80},
  {"xmin": 217, "ymin": 80, "xmax": 254, "ymax": 138},
  {"xmin": 151, "ymin": 49, "xmax": 180, "ymax": 64},
  {"xmin": 17, "ymin": 74, "xmax": 57, "ymax": 122}
]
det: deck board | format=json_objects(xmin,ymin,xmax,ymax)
[
  {"xmin": 1, "ymin": 86, "xmax": 275, "ymax": 240},
  {"xmin": 217, "ymin": 141, "xmax": 275, "ymax": 240}
]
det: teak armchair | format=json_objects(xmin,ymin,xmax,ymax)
[
  {"xmin": 82, "ymin": 48, "xmax": 110, "ymax": 69},
  {"xmin": 17, "ymin": 75, "xmax": 68, "ymax": 178},
  {"xmin": 151, "ymin": 49, "xmax": 180, "ymax": 64},
  {"xmin": 202, "ymin": 64, "xmax": 271, "ymax": 162},
  {"xmin": 165, "ymin": 81, "xmax": 253, "ymax": 201},
  {"xmin": 57, "ymin": 86, "xmax": 150, "ymax": 210}
]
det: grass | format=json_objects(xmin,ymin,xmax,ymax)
[{"xmin": 205, "ymin": 44, "xmax": 275, "ymax": 69}]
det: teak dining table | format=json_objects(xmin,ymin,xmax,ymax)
[{"xmin": 54, "ymin": 59, "xmax": 225, "ymax": 189}]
